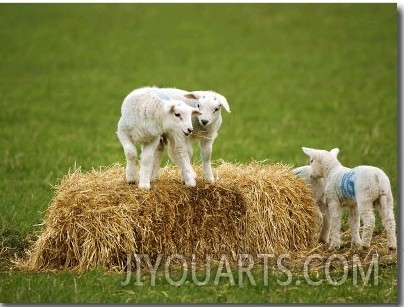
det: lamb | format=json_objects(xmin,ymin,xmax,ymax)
[
  {"xmin": 116, "ymin": 91, "xmax": 201, "ymax": 190},
  {"xmin": 134, "ymin": 86, "xmax": 230, "ymax": 184},
  {"xmin": 293, "ymin": 166, "xmax": 329, "ymax": 244},
  {"xmin": 301, "ymin": 147, "xmax": 397, "ymax": 251}
]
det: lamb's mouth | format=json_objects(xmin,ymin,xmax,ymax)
[{"xmin": 184, "ymin": 131, "xmax": 191, "ymax": 136}]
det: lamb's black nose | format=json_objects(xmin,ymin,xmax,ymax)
[
  {"xmin": 201, "ymin": 119, "xmax": 209, "ymax": 126},
  {"xmin": 188, "ymin": 128, "xmax": 193, "ymax": 134}
]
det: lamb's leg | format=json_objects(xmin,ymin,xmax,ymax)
[
  {"xmin": 170, "ymin": 136, "xmax": 196, "ymax": 187},
  {"xmin": 348, "ymin": 205, "xmax": 362, "ymax": 248},
  {"xmin": 138, "ymin": 138, "xmax": 160, "ymax": 190},
  {"xmin": 199, "ymin": 138, "xmax": 214, "ymax": 183},
  {"xmin": 151, "ymin": 136, "xmax": 165, "ymax": 181},
  {"xmin": 314, "ymin": 205, "xmax": 323, "ymax": 232},
  {"xmin": 359, "ymin": 201, "xmax": 375, "ymax": 249},
  {"xmin": 167, "ymin": 138, "xmax": 180, "ymax": 166},
  {"xmin": 117, "ymin": 128, "xmax": 138, "ymax": 184},
  {"xmin": 167, "ymin": 138, "xmax": 183, "ymax": 182},
  {"xmin": 185, "ymin": 141, "xmax": 197, "ymax": 179},
  {"xmin": 317, "ymin": 198, "xmax": 330, "ymax": 244},
  {"xmin": 328, "ymin": 200, "xmax": 342, "ymax": 250},
  {"xmin": 187, "ymin": 140, "xmax": 194, "ymax": 160},
  {"xmin": 379, "ymin": 193, "xmax": 397, "ymax": 250}
]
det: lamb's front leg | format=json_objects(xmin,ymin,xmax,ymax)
[
  {"xmin": 167, "ymin": 138, "xmax": 181, "ymax": 167},
  {"xmin": 138, "ymin": 138, "xmax": 160, "ymax": 190},
  {"xmin": 328, "ymin": 200, "xmax": 342, "ymax": 250},
  {"xmin": 317, "ymin": 198, "xmax": 330, "ymax": 244},
  {"xmin": 151, "ymin": 136, "xmax": 165, "ymax": 182},
  {"xmin": 171, "ymin": 137, "xmax": 196, "ymax": 187},
  {"xmin": 199, "ymin": 138, "xmax": 214, "ymax": 183},
  {"xmin": 348, "ymin": 205, "xmax": 362, "ymax": 248},
  {"xmin": 186, "ymin": 141, "xmax": 196, "ymax": 180}
]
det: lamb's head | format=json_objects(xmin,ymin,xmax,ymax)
[
  {"xmin": 302, "ymin": 147, "xmax": 340, "ymax": 179},
  {"xmin": 165, "ymin": 100, "xmax": 202, "ymax": 136},
  {"xmin": 184, "ymin": 91, "xmax": 230, "ymax": 127}
]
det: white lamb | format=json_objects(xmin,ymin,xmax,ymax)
[
  {"xmin": 133, "ymin": 86, "xmax": 230, "ymax": 184},
  {"xmin": 302, "ymin": 147, "xmax": 397, "ymax": 250},
  {"xmin": 293, "ymin": 166, "xmax": 329, "ymax": 244},
  {"xmin": 117, "ymin": 91, "xmax": 201, "ymax": 190}
]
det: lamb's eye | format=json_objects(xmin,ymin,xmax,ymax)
[
  {"xmin": 214, "ymin": 106, "xmax": 220, "ymax": 112},
  {"xmin": 310, "ymin": 159, "xmax": 314, "ymax": 163},
  {"xmin": 175, "ymin": 113, "xmax": 181, "ymax": 118},
  {"xmin": 197, "ymin": 104, "xmax": 200, "ymax": 108}
]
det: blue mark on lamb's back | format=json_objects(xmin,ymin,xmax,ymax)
[
  {"xmin": 152, "ymin": 90, "xmax": 171, "ymax": 101},
  {"xmin": 340, "ymin": 171, "xmax": 356, "ymax": 199}
]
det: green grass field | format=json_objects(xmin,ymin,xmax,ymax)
[{"xmin": 0, "ymin": 3, "xmax": 398, "ymax": 303}]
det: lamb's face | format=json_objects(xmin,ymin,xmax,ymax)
[
  {"xmin": 308, "ymin": 154, "xmax": 324, "ymax": 179},
  {"xmin": 166, "ymin": 100, "xmax": 202, "ymax": 136},
  {"xmin": 184, "ymin": 91, "xmax": 230, "ymax": 128},
  {"xmin": 302, "ymin": 147, "xmax": 340, "ymax": 179}
]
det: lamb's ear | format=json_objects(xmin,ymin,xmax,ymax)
[
  {"xmin": 184, "ymin": 92, "xmax": 198, "ymax": 100},
  {"xmin": 192, "ymin": 108, "xmax": 202, "ymax": 116},
  {"xmin": 330, "ymin": 148, "xmax": 339, "ymax": 157},
  {"xmin": 219, "ymin": 97, "xmax": 231, "ymax": 113},
  {"xmin": 302, "ymin": 147, "xmax": 315, "ymax": 157},
  {"xmin": 165, "ymin": 101, "xmax": 176, "ymax": 114}
]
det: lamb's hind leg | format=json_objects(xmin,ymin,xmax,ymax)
[
  {"xmin": 117, "ymin": 127, "xmax": 138, "ymax": 184},
  {"xmin": 379, "ymin": 193, "xmax": 397, "ymax": 250},
  {"xmin": 348, "ymin": 205, "xmax": 362, "ymax": 248},
  {"xmin": 328, "ymin": 200, "xmax": 342, "ymax": 250},
  {"xmin": 138, "ymin": 138, "xmax": 160, "ymax": 190},
  {"xmin": 359, "ymin": 199, "xmax": 376, "ymax": 249}
]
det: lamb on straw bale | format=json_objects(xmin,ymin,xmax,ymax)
[{"xmin": 18, "ymin": 162, "xmax": 317, "ymax": 272}]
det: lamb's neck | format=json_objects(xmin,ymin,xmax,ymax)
[
  {"xmin": 154, "ymin": 105, "xmax": 168, "ymax": 133},
  {"xmin": 323, "ymin": 160, "xmax": 343, "ymax": 180}
]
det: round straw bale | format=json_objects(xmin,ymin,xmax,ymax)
[{"xmin": 19, "ymin": 162, "xmax": 317, "ymax": 272}]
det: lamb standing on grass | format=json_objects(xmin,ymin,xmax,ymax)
[
  {"xmin": 302, "ymin": 147, "xmax": 397, "ymax": 251},
  {"xmin": 293, "ymin": 166, "xmax": 329, "ymax": 244},
  {"xmin": 134, "ymin": 86, "xmax": 230, "ymax": 184},
  {"xmin": 117, "ymin": 91, "xmax": 201, "ymax": 190}
]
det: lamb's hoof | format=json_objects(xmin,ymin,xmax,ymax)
[
  {"xmin": 203, "ymin": 172, "xmax": 214, "ymax": 183},
  {"xmin": 350, "ymin": 243, "xmax": 363, "ymax": 251},
  {"xmin": 138, "ymin": 182, "xmax": 151, "ymax": 190},
  {"xmin": 126, "ymin": 176, "xmax": 138, "ymax": 184},
  {"xmin": 184, "ymin": 178, "xmax": 196, "ymax": 188},
  {"xmin": 318, "ymin": 237, "xmax": 329, "ymax": 245},
  {"xmin": 204, "ymin": 177, "xmax": 215, "ymax": 184},
  {"xmin": 328, "ymin": 244, "xmax": 340, "ymax": 251}
]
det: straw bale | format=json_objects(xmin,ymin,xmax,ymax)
[{"xmin": 19, "ymin": 162, "xmax": 318, "ymax": 272}]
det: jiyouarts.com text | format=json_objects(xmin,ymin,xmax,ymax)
[{"xmin": 121, "ymin": 253, "xmax": 379, "ymax": 287}]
